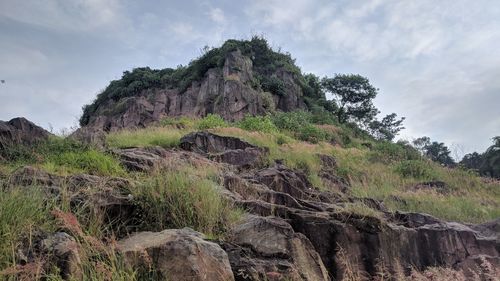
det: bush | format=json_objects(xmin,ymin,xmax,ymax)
[
  {"xmin": 297, "ymin": 124, "xmax": 328, "ymax": 143},
  {"xmin": 369, "ymin": 141, "xmax": 421, "ymax": 164},
  {"xmin": 272, "ymin": 111, "xmax": 313, "ymax": 131},
  {"xmin": 395, "ymin": 160, "xmax": 436, "ymax": 179},
  {"xmin": 159, "ymin": 116, "xmax": 195, "ymax": 128},
  {"xmin": 237, "ymin": 115, "xmax": 278, "ymax": 133},
  {"xmin": 197, "ymin": 114, "xmax": 228, "ymax": 130}
]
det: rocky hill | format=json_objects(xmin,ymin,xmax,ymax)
[
  {"xmin": 80, "ymin": 38, "xmax": 310, "ymax": 132},
  {"xmin": 0, "ymin": 38, "xmax": 499, "ymax": 281}
]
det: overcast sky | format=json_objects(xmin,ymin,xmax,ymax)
[{"xmin": 0, "ymin": 0, "xmax": 499, "ymax": 156}]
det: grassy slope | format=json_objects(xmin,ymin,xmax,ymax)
[
  {"xmin": 1, "ymin": 114, "xmax": 499, "ymax": 279},
  {"xmin": 106, "ymin": 115, "xmax": 500, "ymax": 223}
]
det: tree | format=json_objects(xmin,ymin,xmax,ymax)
[
  {"xmin": 412, "ymin": 137, "xmax": 455, "ymax": 166},
  {"xmin": 368, "ymin": 113, "xmax": 405, "ymax": 141},
  {"xmin": 460, "ymin": 152, "xmax": 483, "ymax": 171},
  {"xmin": 479, "ymin": 136, "xmax": 500, "ymax": 178},
  {"xmin": 321, "ymin": 74, "xmax": 379, "ymax": 124}
]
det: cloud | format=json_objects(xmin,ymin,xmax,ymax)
[
  {"xmin": 0, "ymin": 0, "xmax": 125, "ymax": 33},
  {"xmin": 208, "ymin": 8, "xmax": 226, "ymax": 24}
]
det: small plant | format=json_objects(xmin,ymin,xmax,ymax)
[
  {"xmin": 237, "ymin": 115, "xmax": 278, "ymax": 133},
  {"xmin": 395, "ymin": 160, "xmax": 436, "ymax": 179},
  {"xmin": 197, "ymin": 114, "xmax": 228, "ymax": 130}
]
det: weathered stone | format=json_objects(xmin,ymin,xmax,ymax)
[
  {"xmin": 112, "ymin": 146, "xmax": 169, "ymax": 172},
  {"xmin": 41, "ymin": 232, "xmax": 82, "ymax": 279},
  {"xmin": 117, "ymin": 228, "xmax": 234, "ymax": 281},
  {"xmin": 225, "ymin": 215, "xmax": 329, "ymax": 281},
  {"xmin": 0, "ymin": 117, "xmax": 51, "ymax": 149},
  {"xmin": 9, "ymin": 166, "xmax": 59, "ymax": 187},
  {"xmin": 180, "ymin": 132, "xmax": 268, "ymax": 168},
  {"xmin": 69, "ymin": 127, "xmax": 107, "ymax": 149}
]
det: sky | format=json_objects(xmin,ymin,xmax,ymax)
[{"xmin": 0, "ymin": 0, "xmax": 499, "ymax": 156}]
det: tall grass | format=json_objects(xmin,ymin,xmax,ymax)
[
  {"xmin": 107, "ymin": 127, "xmax": 188, "ymax": 149},
  {"xmin": 0, "ymin": 188, "xmax": 55, "ymax": 270},
  {"xmin": 131, "ymin": 163, "xmax": 243, "ymax": 238}
]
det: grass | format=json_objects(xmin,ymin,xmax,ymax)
[
  {"xmin": 131, "ymin": 162, "xmax": 243, "ymax": 238},
  {"xmin": 0, "ymin": 188, "xmax": 55, "ymax": 271},
  {"xmin": 107, "ymin": 126, "xmax": 188, "ymax": 149}
]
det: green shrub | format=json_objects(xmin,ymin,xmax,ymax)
[
  {"xmin": 395, "ymin": 160, "xmax": 437, "ymax": 179},
  {"xmin": 159, "ymin": 116, "xmax": 195, "ymax": 128},
  {"xmin": 369, "ymin": 141, "xmax": 420, "ymax": 163},
  {"xmin": 197, "ymin": 114, "xmax": 228, "ymax": 130},
  {"xmin": 297, "ymin": 124, "xmax": 328, "ymax": 143},
  {"xmin": 272, "ymin": 111, "xmax": 313, "ymax": 131},
  {"xmin": 237, "ymin": 115, "xmax": 278, "ymax": 133}
]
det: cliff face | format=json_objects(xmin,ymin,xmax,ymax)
[{"xmin": 85, "ymin": 50, "xmax": 306, "ymax": 132}]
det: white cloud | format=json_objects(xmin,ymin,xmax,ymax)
[
  {"xmin": 0, "ymin": 0, "xmax": 124, "ymax": 32},
  {"xmin": 208, "ymin": 8, "xmax": 226, "ymax": 24}
]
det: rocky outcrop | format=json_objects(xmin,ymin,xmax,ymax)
[
  {"xmin": 117, "ymin": 228, "xmax": 234, "ymax": 281},
  {"xmin": 180, "ymin": 131, "xmax": 268, "ymax": 168},
  {"xmin": 68, "ymin": 127, "xmax": 106, "ymax": 149},
  {"xmin": 83, "ymin": 50, "xmax": 306, "ymax": 131},
  {"xmin": 223, "ymin": 215, "xmax": 329, "ymax": 281},
  {"xmin": 0, "ymin": 117, "xmax": 50, "ymax": 149},
  {"xmin": 180, "ymin": 133, "xmax": 500, "ymax": 280}
]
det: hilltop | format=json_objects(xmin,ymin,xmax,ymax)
[{"xmin": 0, "ymin": 38, "xmax": 499, "ymax": 281}]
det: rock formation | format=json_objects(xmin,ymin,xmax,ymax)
[
  {"xmin": 0, "ymin": 117, "xmax": 51, "ymax": 149},
  {"xmin": 82, "ymin": 50, "xmax": 306, "ymax": 132}
]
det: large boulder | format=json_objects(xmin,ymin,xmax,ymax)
[
  {"xmin": 0, "ymin": 117, "xmax": 50, "ymax": 149},
  {"xmin": 117, "ymin": 228, "xmax": 234, "ymax": 281},
  {"xmin": 180, "ymin": 132, "xmax": 268, "ymax": 168},
  {"xmin": 224, "ymin": 215, "xmax": 329, "ymax": 281},
  {"xmin": 68, "ymin": 127, "xmax": 107, "ymax": 149}
]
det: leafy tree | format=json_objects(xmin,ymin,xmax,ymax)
[
  {"xmin": 412, "ymin": 137, "xmax": 455, "ymax": 166},
  {"xmin": 321, "ymin": 74, "xmax": 379, "ymax": 124},
  {"xmin": 479, "ymin": 136, "xmax": 500, "ymax": 178},
  {"xmin": 460, "ymin": 152, "xmax": 483, "ymax": 172},
  {"xmin": 368, "ymin": 113, "xmax": 405, "ymax": 141}
]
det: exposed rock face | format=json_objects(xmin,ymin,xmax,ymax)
[
  {"xmin": 117, "ymin": 228, "xmax": 234, "ymax": 281},
  {"xmin": 0, "ymin": 117, "xmax": 50, "ymax": 149},
  {"xmin": 83, "ymin": 50, "xmax": 306, "ymax": 131},
  {"xmin": 180, "ymin": 131, "xmax": 268, "ymax": 168},
  {"xmin": 224, "ymin": 215, "xmax": 329, "ymax": 281},
  {"xmin": 68, "ymin": 127, "xmax": 107, "ymax": 149},
  {"xmin": 181, "ymin": 132, "xmax": 499, "ymax": 280}
]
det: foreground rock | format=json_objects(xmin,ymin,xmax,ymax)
[
  {"xmin": 0, "ymin": 117, "xmax": 51, "ymax": 150},
  {"xmin": 223, "ymin": 215, "xmax": 329, "ymax": 281},
  {"xmin": 180, "ymin": 131, "xmax": 268, "ymax": 168},
  {"xmin": 117, "ymin": 228, "xmax": 234, "ymax": 281}
]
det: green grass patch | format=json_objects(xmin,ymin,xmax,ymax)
[
  {"xmin": 197, "ymin": 114, "xmax": 228, "ymax": 130},
  {"xmin": 131, "ymin": 165, "xmax": 243, "ymax": 238},
  {"xmin": 107, "ymin": 127, "xmax": 188, "ymax": 149},
  {"xmin": 0, "ymin": 187, "xmax": 55, "ymax": 270}
]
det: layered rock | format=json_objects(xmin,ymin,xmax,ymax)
[
  {"xmin": 83, "ymin": 50, "xmax": 306, "ymax": 131},
  {"xmin": 0, "ymin": 117, "xmax": 51, "ymax": 149},
  {"xmin": 180, "ymin": 131, "xmax": 268, "ymax": 168},
  {"xmin": 223, "ymin": 215, "xmax": 329, "ymax": 281},
  {"xmin": 117, "ymin": 228, "xmax": 234, "ymax": 281}
]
